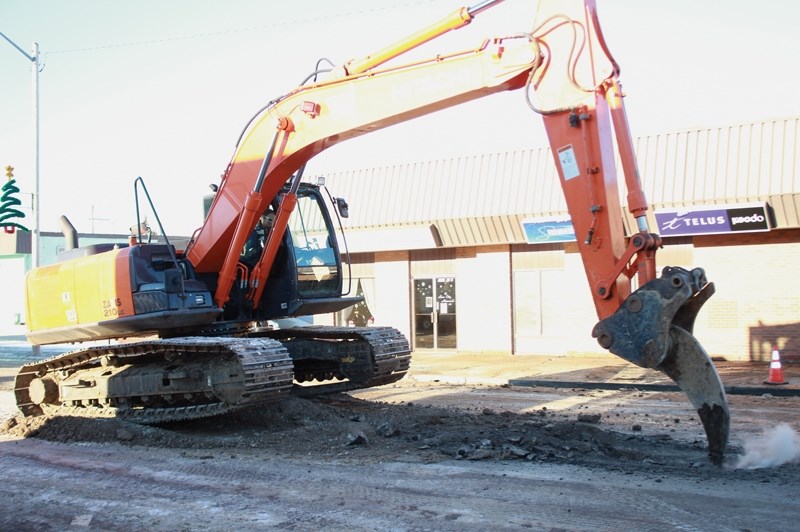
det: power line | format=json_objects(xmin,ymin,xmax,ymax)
[{"xmin": 48, "ymin": 0, "xmax": 443, "ymax": 55}]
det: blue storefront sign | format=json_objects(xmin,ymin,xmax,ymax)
[
  {"xmin": 521, "ymin": 216, "xmax": 576, "ymax": 244},
  {"xmin": 654, "ymin": 203, "xmax": 770, "ymax": 237}
]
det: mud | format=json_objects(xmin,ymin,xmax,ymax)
[{"xmin": 3, "ymin": 381, "xmax": 799, "ymax": 486}]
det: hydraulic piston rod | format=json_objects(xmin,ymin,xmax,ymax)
[{"xmin": 344, "ymin": 0, "xmax": 505, "ymax": 75}]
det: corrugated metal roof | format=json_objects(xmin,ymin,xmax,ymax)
[
  {"xmin": 432, "ymin": 215, "xmax": 525, "ymax": 247},
  {"xmin": 323, "ymin": 147, "xmax": 565, "ymax": 228},
  {"xmin": 770, "ymin": 193, "xmax": 800, "ymax": 227},
  {"xmin": 635, "ymin": 117, "xmax": 799, "ymax": 204},
  {"xmin": 316, "ymin": 116, "xmax": 800, "ymax": 249}
]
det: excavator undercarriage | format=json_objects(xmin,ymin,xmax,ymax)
[{"xmin": 14, "ymin": 327, "xmax": 410, "ymax": 424}]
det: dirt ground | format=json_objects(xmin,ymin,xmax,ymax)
[
  {"xmin": 1, "ymin": 364, "xmax": 799, "ymax": 530},
  {"xmin": 0, "ymin": 380, "xmax": 790, "ymax": 472}
]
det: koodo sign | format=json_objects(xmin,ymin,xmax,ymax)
[{"xmin": 654, "ymin": 203, "xmax": 770, "ymax": 237}]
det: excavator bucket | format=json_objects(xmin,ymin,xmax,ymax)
[{"xmin": 592, "ymin": 267, "xmax": 730, "ymax": 465}]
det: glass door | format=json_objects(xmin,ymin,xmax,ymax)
[{"xmin": 413, "ymin": 277, "xmax": 457, "ymax": 350}]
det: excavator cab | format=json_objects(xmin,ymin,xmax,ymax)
[
  {"xmin": 198, "ymin": 181, "xmax": 360, "ymax": 323},
  {"xmin": 256, "ymin": 182, "xmax": 361, "ymax": 320}
]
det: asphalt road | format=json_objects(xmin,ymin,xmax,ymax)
[
  {"xmin": 0, "ymin": 435, "xmax": 797, "ymax": 532},
  {"xmin": 1, "ymin": 339, "xmax": 798, "ymax": 531}
]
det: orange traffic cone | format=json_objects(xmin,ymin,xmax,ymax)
[{"xmin": 764, "ymin": 346, "xmax": 788, "ymax": 385}]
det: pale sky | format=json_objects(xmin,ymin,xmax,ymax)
[{"xmin": 1, "ymin": 0, "xmax": 798, "ymax": 236}]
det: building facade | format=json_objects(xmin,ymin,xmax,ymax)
[
  {"xmin": 2, "ymin": 116, "xmax": 798, "ymax": 361},
  {"xmin": 318, "ymin": 116, "xmax": 800, "ymax": 362}
]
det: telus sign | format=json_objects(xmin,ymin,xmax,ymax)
[{"xmin": 654, "ymin": 204, "xmax": 770, "ymax": 237}]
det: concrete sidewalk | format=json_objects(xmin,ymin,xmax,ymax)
[{"xmin": 406, "ymin": 351, "xmax": 800, "ymax": 396}]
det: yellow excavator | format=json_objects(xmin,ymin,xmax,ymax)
[{"xmin": 16, "ymin": 0, "xmax": 729, "ymax": 464}]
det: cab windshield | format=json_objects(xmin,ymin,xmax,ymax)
[{"xmin": 287, "ymin": 189, "xmax": 340, "ymax": 297}]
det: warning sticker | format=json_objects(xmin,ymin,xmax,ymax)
[{"xmin": 557, "ymin": 145, "xmax": 580, "ymax": 180}]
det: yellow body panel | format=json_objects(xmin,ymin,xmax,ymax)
[{"xmin": 26, "ymin": 248, "xmax": 135, "ymax": 333}]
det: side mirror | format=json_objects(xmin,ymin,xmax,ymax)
[
  {"xmin": 202, "ymin": 194, "xmax": 215, "ymax": 220},
  {"xmin": 335, "ymin": 197, "xmax": 349, "ymax": 219}
]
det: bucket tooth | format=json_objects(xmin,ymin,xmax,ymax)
[{"xmin": 658, "ymin": 326, "xmax": 729, "ymax": 466}]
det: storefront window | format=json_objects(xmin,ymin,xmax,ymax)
[{"xmin": 339, "ymin": 278, "xmax": 375, "ymax": 326}]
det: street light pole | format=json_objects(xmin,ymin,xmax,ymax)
[
  {"xmin": 31, "ymin": 42, "xmax": 40, "ymax": 268},
  {"xmin": 1, "ymin": 32, "xmax": 41, "ymax": 268}
]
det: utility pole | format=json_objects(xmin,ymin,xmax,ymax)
[
  {"xmin": 1, "ymin": 32, "xmax": 41, "ymax": 268},
  {"xmin": 2, "ymin": 32, "xmax": 41, "ymax": 354}
]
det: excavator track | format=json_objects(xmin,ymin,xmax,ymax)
[
  {"xmin": 260, "ymin": 325, "xmax": 411, "ymax": 396},
  {"xmin": 14, "ymin": 337, "xmax": 294, "ymax": 424}
]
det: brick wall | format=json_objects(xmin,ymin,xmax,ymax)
[{"xmin": 692, "ymin": 229, "xmax": 800, "ymax": 362}]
